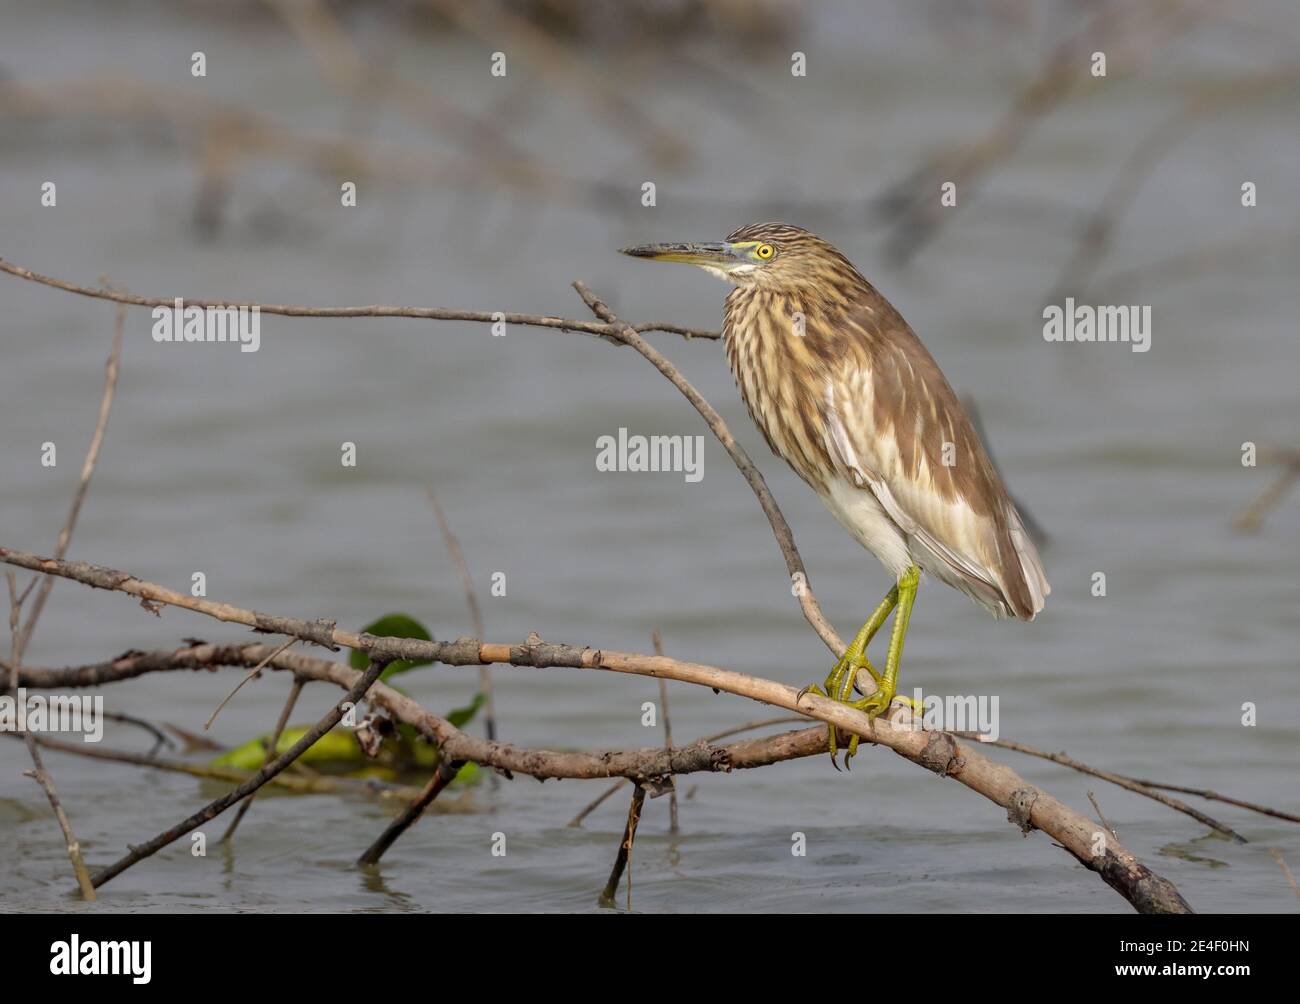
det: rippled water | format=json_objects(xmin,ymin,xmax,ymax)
[{"xmin": 2, "ymin": 1, "xmax": 1298, "ymax": 913}]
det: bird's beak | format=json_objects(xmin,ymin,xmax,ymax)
[{"xmin": 619, "ymin": 241, "xmax": 746, "ymax": 271}]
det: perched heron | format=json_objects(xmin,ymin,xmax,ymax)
[{"xmin": 621, "ymin": 223, "xmax": 1049, "ymax": 765}]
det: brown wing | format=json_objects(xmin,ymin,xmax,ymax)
[{"xmin": 822, "ymin": 303, "xmax": 1049, "ymax": 620}]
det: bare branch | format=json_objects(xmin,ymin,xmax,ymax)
[
  {"xmin": 0, "ymin": 257, "xmax": 717, "ymax": 341},
  {"xmin": 427, "ymin": 486, "xmax": 495, "ymax": 744}
]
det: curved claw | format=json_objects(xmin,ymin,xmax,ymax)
[{"xmin": 846, "ymin": 732, "xmax": 862, "ymax": 766}]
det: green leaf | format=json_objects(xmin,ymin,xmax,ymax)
[
  {"xmin": 454, "ymin": 761, "xmax": 481, "ymax": 785},
  {"xmin": 447, "ymin": 692, "xmax": 486, "ymax": 729},
  {"xmin": 350, "ymin": 613, "xmax": 434, "ymax": 680}
]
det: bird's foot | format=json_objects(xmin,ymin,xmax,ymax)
[{"xmin": 795, "ymin": 652, "xmax": 881, "ymax": 770}]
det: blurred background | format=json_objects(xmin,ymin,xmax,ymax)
[{"xmin": 1, "ymin": 0, "xmax": 1297, "ymax": 913}]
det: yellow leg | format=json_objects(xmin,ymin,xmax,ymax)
[{"xmin": 798, "ymin": 579, "xmax": 917, "ymax": 769}]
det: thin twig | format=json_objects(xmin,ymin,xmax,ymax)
[
  {"xmin": 221, "ymin": 675, "xmax": 306, "ymax": 842},
  {"xmin": 1088, "ymin": 791, "xmax": 1119, "ymax": 844},
  {"xmin": 427, "ymin": 486, "xmax": 495, "ymax": 744},
  {"xmin": 1128, "ymin": 776, "xmax": 1300, "ymax": 825},
  {"xmin": 0, "ymin": 257, "xmax": 717, "ymax": 341},
  {"xmin": 1269, "ymin": 848, "xmax": 1300, "ymax": 899},
  {"xmin": 972, "ymin": 736, "xmax": 1252, "ymax": 841},
  {"xmin": 652, "ymin": 630, "xmax": 679, "ymax": 834},
  {"xmin": 1234, "ymin": 449, "xmax": 1300, "ymax": 534},
  {"xmin": 204, "ymin": 636, "xmax": 299, "ymax": 730}
]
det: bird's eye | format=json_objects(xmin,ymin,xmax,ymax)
[{"xmin": 756, "ymin": 243, "xmax": 775, "ymax": 260}]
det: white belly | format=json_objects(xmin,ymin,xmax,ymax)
[{"xmin": 820, "ymin": 478, "xmax": 914, "ymax": 579}]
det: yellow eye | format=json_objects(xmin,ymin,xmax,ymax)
[{"xmin": 756, "ymin": 243, "xmax": 775, "ymax": 260}]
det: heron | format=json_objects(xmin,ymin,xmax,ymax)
[{"xmin": 621, "ymin": 223, "xmax": 1049, "ymax": 766}]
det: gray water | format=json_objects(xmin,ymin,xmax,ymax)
[{"xmin": 2, "ymin": 1, "xmax": 1297, "ymax": 913}]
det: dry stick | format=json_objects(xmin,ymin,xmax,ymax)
[
  {"xmin": 567, "ymin": 715, "xmax": 806, "ymax": 829},
  {"xmin": 1269, "ymin": 848, "xmax": 1300, "ymax": 900},
  {"xmin": 0, "ymin": 257, "xmax": 717, "ymax": 341},
  {"xmin": 6, "ymin": 574, "xmax": 96, "ymax": 900},
  {"xmin": 1234, "ymin": 449, "xmax": 1300, "ymax": 534},
  {"xmin": 427, "ymin": 486, "xmax": 495, "ymax": 744},
  {"xmin": 17, "ymin": 304, "xmax": 125, "ymax": 655},
  {"xmin": 20, "ymin": 742, "xmax": 98, "ymax": 901},
  {"xmin": 571, "ymin": 281, "xmax": 845, "ymax": 656},
  {"xmin": 1129, "ymin": 777, "xmax": 1300, "ymax": 826},
  {"xmin": 205, "ymin": 636, "xmax": 298, "ymax": 730},
  {"xmin": 600, "ymin": 784, "xmax": 647, "ymax": 910},
  {"xmin": 357, "ymin": 758, "xmax": 462, "ymax": 866},
  {"xmin": 220, "ymin": 675, "xmax": 306, "ymax": 843},
  {"xmin": 90, "ymin": 656, "xmax": 390, "ymax": 889},
  {"xmin": 651, "ymin": 630, "xmax": 679, "ymax": 834},
  {"xmin": 1088, "ymin": 791, "xmax": 1119, "ymax": 844},
  {"xmin": 8, "ymin": 731, "xmax": 427, "ymax": 802},
  {"xmin": 975, "ymin": 736, "xmax": 1251, "ymax": 842}
]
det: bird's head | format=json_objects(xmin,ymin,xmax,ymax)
[{"xmin": 620, "ymin": 222, "xmax": 855, "ymax": 292}]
